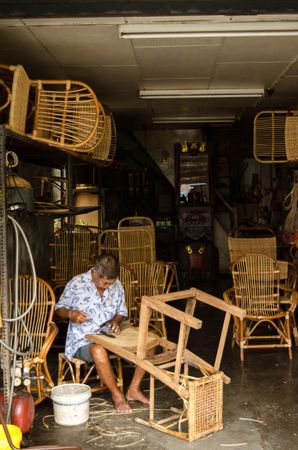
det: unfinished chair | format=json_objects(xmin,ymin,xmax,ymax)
[
  {"xmin": 49, "ymin": 226, "xmax": 93, "ymax": 288},
  {"xmin": 128, "ymin": 261, "xmax": 175, "ymax": 337},
  {"xmin": 8, "ymin": 275, "xmax": 58, "ymax": 405},
  {"xmin": 0, "ymin": 64, "xmax": 105, "ymax": 152},
  {"xmin": 98, "ymin": 227, "xmax": 155, "ymax": 264},
  {"xmin": 86, "ymin": 288, "xmax": 244, "ymax": 442},
  {"xmin": 224, "ymin": 252, "xmax": 295, "ymax": 362}
]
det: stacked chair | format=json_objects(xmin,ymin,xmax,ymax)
[
  {"xmin": 0, "ymin": 64, "xmax": 116, "ymax": 165},
  {"xmin": 224, "ymin": 226, "xmax": 298, "ymax": 360}
]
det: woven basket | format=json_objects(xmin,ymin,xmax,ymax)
[
  {"xmin": 228, "ymin": 227, "xmax": 277, "ymax": 264},
  {"xmin": 285, "ymin": 116, "xmax": 298, "ymax": 163}
]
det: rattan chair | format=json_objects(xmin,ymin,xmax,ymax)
[
  {"xmin": 128, "ymin": 261, "xmax": 175, "ymax": 337},
  {"xmin": 91, "ymin": 106, "xmax": 117, "ymax": 165},
  {"xmin": 49, "ymin": 226, "xmax": 94, "ymax": 288},
  {"xmin": 0, "ymin": 64, "xmax": 105, "ymax": 152},
  {"xmin": 118, "ymin": 215, "xmax": 156, "ymax": 259},
  {"xmin": 98, "ymin": 227, "xmax": 155, "ymax": 264},
  {"xmin": 223, "ymin": 252, "xmax": 295, "ymax": 362},
  {"xmin": 253, "ymin": 110, "xmax": 289, "ymax": 163},
  {"xmin": 8, "ymin": 275, "xmax": 58, "ymax": 405}
]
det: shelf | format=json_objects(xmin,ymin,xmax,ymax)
[{"xmin": 31, "ymin": 203, "xmax": 101, "ymax": 218}]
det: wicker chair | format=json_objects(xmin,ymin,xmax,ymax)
[
  {"xmin": 8, "ymin": 275, "xmax": 58, "ymax": 405},
  {"xmin": 128, "ymin": 261, "xmax": 175, "ymax": 337},
  {"xmin": 0, "ymin": 64, "xmax": 105, "ymax": 152},
  {"xmin": 118, "ymin": 216, "xmax": 156, "ymax": 260},
  {"xmin": 223, "ymin": 252, "xmax": 295, "ymax": 362},
  {"xmin": 91, "ymin": 106, "xmax": 117, "ymax": 165},
  {"xmin": 49, "ymin": 226, "xmax": 94, "ymax": 288},
  {"xmin": 98, "ymin": 227, "xmax": 155, "ymax": 264},
  {"xmin": 228, "ymin": 226, "xmax": 298, "ymax": 343}
]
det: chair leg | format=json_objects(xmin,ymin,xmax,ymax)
[{"xmin": 239, "ymin": 319, "xmax": 245, "ymax": 362}]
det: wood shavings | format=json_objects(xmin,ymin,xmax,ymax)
[
  {"xmin": 239, "ymin": 417, "xmax": 265, "ymax": 424},
  {"xmin": 42, "ymin": 414, "xmax": 54, "ymax": 429}
]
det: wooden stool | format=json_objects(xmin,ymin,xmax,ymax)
[{"xmin": 57, "ymin": 353, "xmax": 123, "ymax": 393}]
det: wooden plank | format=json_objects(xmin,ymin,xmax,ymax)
[
  {"xmin": 142, "ymin": 296, "xmax": 202, "ymax": 329},
  {"xmin": 214, "ymin": 312, "xmax": 231, "ymax": 371},
  {"xmin": 195, "ymin": 288, "xmax": 246, "ymax": 318}
]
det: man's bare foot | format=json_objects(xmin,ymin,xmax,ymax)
[
  {"xmin": 126, "ymin": 387, "xmax": 150, "ymax": 405},
  {"xmin": 112, "ymin": 392, "xmax": 132, "ymax": 413}
]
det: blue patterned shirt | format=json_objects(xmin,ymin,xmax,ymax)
[{"xmin": 55, "ymin": 270, "xmax": 127, "ymax": 359}]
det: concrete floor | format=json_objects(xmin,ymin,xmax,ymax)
[{"xmin": 29, "ymin": 276, "xmax": 298, "ymax": 450}]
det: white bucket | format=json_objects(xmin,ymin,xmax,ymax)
[{"xmin": 51, "ymin": 384, "xmax": 91, "ymax": 426}]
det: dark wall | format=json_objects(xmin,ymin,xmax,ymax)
[{"xmin": 1, "ymin": 1, "xmax": 298, "ymax": 18}]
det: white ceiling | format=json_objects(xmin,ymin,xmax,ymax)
[{"xmin": 2, "ymin": 14, "xmax": 298, "ymax": 129}]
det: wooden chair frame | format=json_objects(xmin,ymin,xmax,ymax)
[
  {"xmin": 86, "ymin": 288, "xmax": 245, "ymax": 442},
  {"xmin": 224, "ymin": 252, "xmax": 296, "ymax": 362},
  {"xmin": 8, "ymin": 275, "xmax": 58, "ymax": 405}
]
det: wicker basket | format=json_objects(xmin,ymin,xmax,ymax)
[
  {"xmin": 228, "ymin": 227, "xmax": 277, "ymax": 264},
  {"xmin": 285, "ymin": 116, "xmax": 298, "ymax": 163}
]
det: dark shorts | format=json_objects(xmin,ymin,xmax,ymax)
[{"xmin": 73, "ymin": 343, "xmax": 93, "ymax": 363}]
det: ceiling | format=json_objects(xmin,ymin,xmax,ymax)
[{"xmin": 2, "ymin": 13, "xmax": 298, "ymax": 131}]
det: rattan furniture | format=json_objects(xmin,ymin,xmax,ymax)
[
  {"xmin": 224, "ymin": 252, "xmax": 295, "ymax": 362},
  {"xmin": 128, "ymin": 261, "xmax": 175, "ymax": 337},
  {"xmin": 50, "ymin": 226, "xmax": 94, "ymax": 288},
  {"xmin": 0, "ymin": 64, "xmax": 105, "ymax": 152},
  {"xmin": 8, "ymin": 275, "xmax": 58, "ymax": 405},
  {"xmin": 86, "ymin": 288, "xmax": 245, "ymax": 442},
  {"xmin": 98, "ymin": 227, "xmax": 155, "ymax": 264},
  {"xmin": 91, "ymin": 107, "xmax": 117, "ymax": 165}
]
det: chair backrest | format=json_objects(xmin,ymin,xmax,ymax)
[
  {"xmin": 50, "ymin": 226, "xmax": 93, "ymax": 284},
  {"xmin": 98, "ymin": 228, "xmax": 155, "ymax": 264},
  {"xmin": 0, "ymin": 64, "xmax": 31, "ymax": 134},
  {"xmin": 119, "ymin": 264, "xmax": 137, "ymax": 323},
  {"xmin": 128, "ymin": 261, "xmax": 170, "ymax": 299},
  {"xmin": 253, "ymin": 110, "xmax": 289, "ymax": 163},
  {"xmin": 231, "ymin": 252, "xmax": 280, "ymax": 316},
  {"xmin": 118, "ymin": 216, "xmax": 156, "ymax": 259},
  {"xmin": 228, "ymin": 226, "xmax": 277, "ymax": 265},
  {"xmin": 8, "ymin": 275, "xmax": 55, "ymax": 359}
]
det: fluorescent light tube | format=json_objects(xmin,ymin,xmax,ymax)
[
  {"xmin": 120, "ymin": 21, "xmax": 298, "ymax": 39},
  {"xmin": 152, "ymin": 116, "xmax": 236, "ymax": 124},
  {"xmin": 140, "ymin": 89, "xmax": 264, "ymax": 99}
]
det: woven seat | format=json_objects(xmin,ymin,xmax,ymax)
[
  {"xmin": 224, "ymin": 252, "xmax": 295, "ymax": 362},
  {"xmin": 8, "ymin": 275, "xmax": 58, "ymax": 405}
]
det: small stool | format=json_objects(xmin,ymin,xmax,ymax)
[{"xmin": 57, "ymin": 353, "xmax": 123, "ymax": 393}]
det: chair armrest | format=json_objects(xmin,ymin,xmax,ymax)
[
  {"xmin": 39, "ymin": 322, "xmax": 59, "ymax": 360},
  {"xmin": 223, "ymin": 287, "xmax": 235, "ymax": 305}
]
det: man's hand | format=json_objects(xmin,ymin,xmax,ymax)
[
  {"xmin": 69, "ymin": 310, "xmax": 88, "ymax": 324},
  {"xmin": 107, "ymin": 314, "xmax": 123, "ymax": 334}
]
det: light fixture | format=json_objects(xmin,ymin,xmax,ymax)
[
  {"xmin": 119, "ymin": 20, "xmax": 298, "ymax": 39},
  {"xmin": 152, "ymin": 115, "xmax": 236, "ymax": 124},
  {"xmin": 141, "ymin": 89, "xmax": 264, "ymax": 99}
]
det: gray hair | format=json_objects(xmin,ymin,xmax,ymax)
[{"xmin": 94, "ymin": 254, "xmax": 119, "ymax": 279}]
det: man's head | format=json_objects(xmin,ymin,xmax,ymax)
[{"xmin": 92, "ymin": 254, "xmax": 119, "ymax": 289}]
